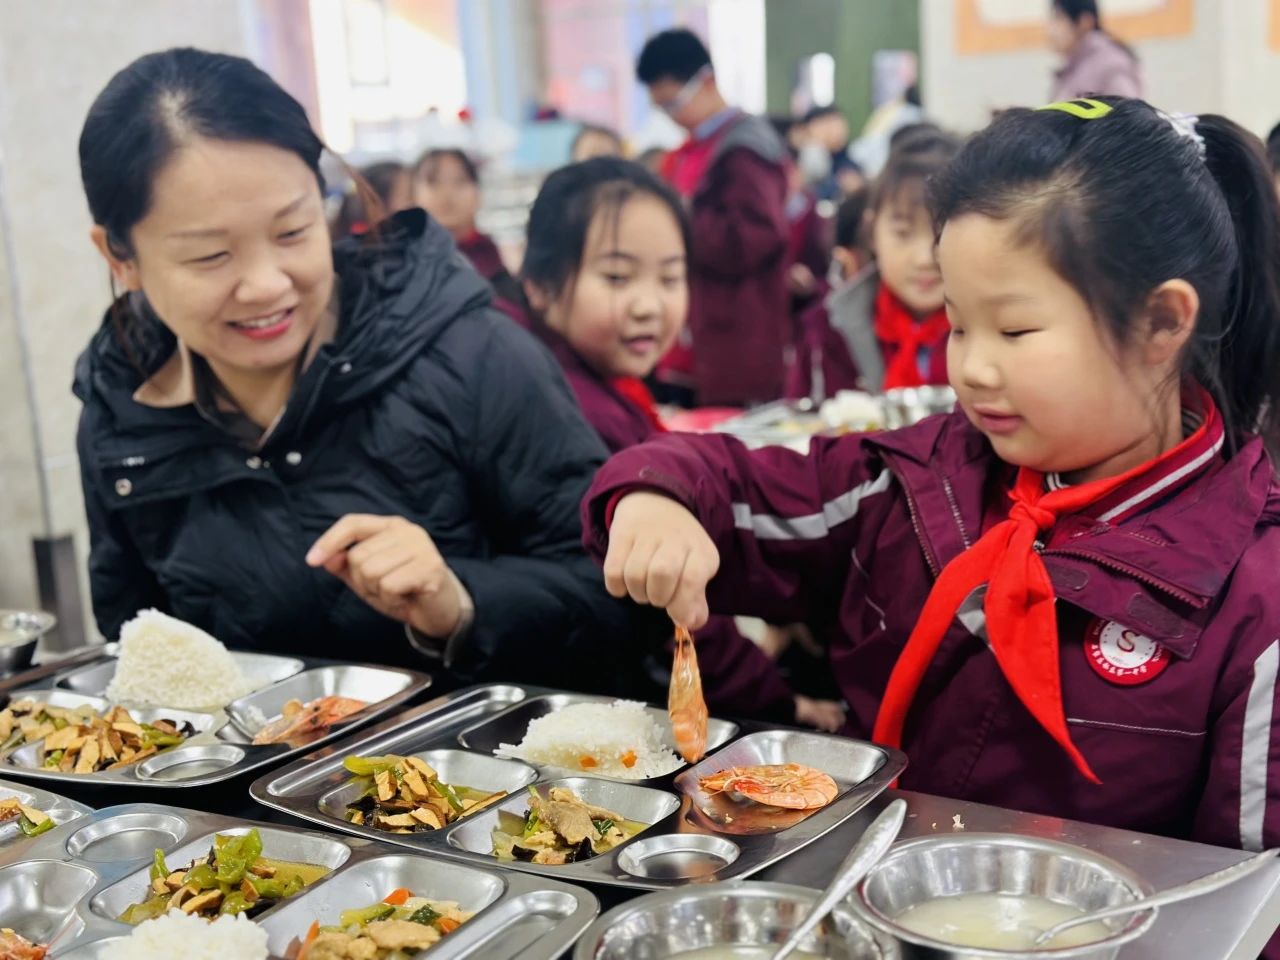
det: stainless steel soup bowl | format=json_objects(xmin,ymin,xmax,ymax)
[
  {"xmin": 0, "ymin": 609, "xmax": 55, "ymax": 676},
  {"xmin": 574, "ymin": 880, "xmax": 893, "ymax": 959},
  {"xmin": 851, "ymin": 834, "xmax": 1156, "ymax": 960}
]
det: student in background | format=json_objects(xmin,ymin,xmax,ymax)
[
  {"xmin": 637, "ymin": 27, "xmax": 791, "ymax": 408},
  {"xmin": 1049, "ymin": 0, "xmax": 1143, "ymax": 101},
  {"xmin": 413, "ymin": 147, "xmax": 523, "ymax": 306},
  {"xmin": 571, "ymin": 123, "xmax": 624, "ymax": 162},
  {"xmin": 788, "ymin": 127, "xmax": 959, "ymax": 399},
  {"xmin": 331, "ymin": 160, "xmax": 412, "ymax": 237},
  {"xmin": 520, "ymin": 156, "xmax": 846, "ymax": 730}
]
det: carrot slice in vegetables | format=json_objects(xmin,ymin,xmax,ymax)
[
  {"xmin": 383, "ymin": 887, "xmax": 412, "ymax": 905},
  {"xmin": 296, "ymin": 921, "xmax": 320, "ymax": 960}
]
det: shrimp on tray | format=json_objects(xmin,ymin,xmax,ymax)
[
  {"xmin": 668, "ymin": 625, "xmax": 708, "ymax": 763},
  {"xmin": 252, "ymin": 696, "xmax": 369, "ymax": 745},
  {"xmin": 698, "ymin": 763, "xmax": 838, "ymax": 810}
]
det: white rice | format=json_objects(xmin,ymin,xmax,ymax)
[
  {"xmin": 104, "ymin": 609, "xmax": 256, "ymax": 711},
  {"xmin": 495, "ymin": 699, "xmax": 681, "ymax": 779},
  {"xmin": 100, "ymin": 910, "xmax": 267, "ymax": 960}
]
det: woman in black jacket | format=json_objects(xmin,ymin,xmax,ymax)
[{"xmin": 73, "ymin": 48, "xmax": 653, "ymax": 691}]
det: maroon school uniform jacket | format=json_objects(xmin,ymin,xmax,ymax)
[
  {"xmin": 674, "ymin": 113, "xmax": 791, "ymax": 407},
  {"xmin": 532, "ymin": 323, "xmax": 795, "ymax": 722},
  {"xmin": 583, "ymin": 410, "xmax": 1280, "ymax": 862},
  {"xmin": 785, "ymin": 268, "xmax": 948, "ymax": 401}
]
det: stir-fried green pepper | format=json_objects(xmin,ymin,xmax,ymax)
[
  {"xmin": 149, "ymin": 849, "xmax": 170, "ymax": 883},
  {"xmin": 141, "ymin": 726, "xmax": 185, "ymax": 748},
  {"xmin": 409, "ymin": 904, "xmax": 442, "ymax": 926},
  {"xmin": 42, "ymin": 750, "xmax": 63, "ymax": 769},
  {"xmin": 430, "ymin": 779, "xmax": 465, "ymax": 813},
  {"xmin": 18, "ymin": 814, "xmax": 53, "ymax": 837},
  {"xmin": 219, "ymin": 891, "xmax": 251, "ymax": 916},
  {"xmin": 339, "ymin": 903, "xmax": 395, "ymax": 927},
  {"xmin": 342, "ymin": 755, "xmax": 402, "ymax": 777},
  {"xmin": 185, "ymin": 862, "xmax": 217, "ymax": 890},
  {"xmin": 118, "ymin": 896, "xmax": 169, "ymax": 925},
  {"xmin": 214, "ymin": 829, "xmax": 263, "ymax": 885}
]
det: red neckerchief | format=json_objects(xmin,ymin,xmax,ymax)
[
  {"xmin": 873, "ymin": 391, "xmax": 1224, "ymax": 782},
  {"xmin": 613, "ymin": 377, "xmax": 667, "ymax": 434},
  {"xmin": 874, "ymin": 283, "xmax": 950, "ymax": 390}
]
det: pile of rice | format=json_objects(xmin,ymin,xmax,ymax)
[
  {"xmin": 104, "ymin": 609, "xmax": 256, "ymax": 711},
  {"xmin": 101, "ymin": 911, "xmax": 267, "ymax": 960},
  {"xmin": 495, "ymin": 699, "xmax": 682, "ymax": 779}
]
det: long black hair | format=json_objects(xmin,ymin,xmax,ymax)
[
  {"xmin": 930, "ymin": 97, "xmax": 1280, "ymax": 451},
  {"xmin": 79, "ymin": 47, "xmax": 326, "ymax": 261},
  {"xmin": 521, "ymin": 157, "xmax": 690, "ymax": 306}
]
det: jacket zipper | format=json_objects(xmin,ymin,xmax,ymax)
[
  {"xmin": 1046, "ymin": 547, "xmax": 1208, "ymax": 608},
  {"xmin": 883, "ymin": 454, "xmax": 942, "ymax": 577}
]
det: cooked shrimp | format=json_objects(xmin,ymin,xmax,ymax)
[
  {"xmin": 252, "ymin": 696, "xmax": 368, "ymax": 745},
  {"xmin": 668, "ymin": 625, "xmax": 708, "ymax": 763},
  {"xmin": 698, "ymin": 763, "xmax": 838, "ymax": 810}
]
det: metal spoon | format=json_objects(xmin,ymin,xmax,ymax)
[
  {"xmin": 1033, "ymin": 847, "xmax": 1279, "ymax": 947},
  {"xmin": 771, "ymin": 798, "xmax": 908, "ymax": 960}
]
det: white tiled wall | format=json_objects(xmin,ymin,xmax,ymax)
[{"xmin": 0, "ymin": 1, "xmax": 253, "ymax": 636}]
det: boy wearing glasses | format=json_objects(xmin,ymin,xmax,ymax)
[{"xmin": 637, "ymin": 28, "xmax": 790, "ymax": 408}]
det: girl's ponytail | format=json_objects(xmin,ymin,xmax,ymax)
[{"xmin": 1197, "ymin": 115, "xmax": 1280, "ymax": 450}]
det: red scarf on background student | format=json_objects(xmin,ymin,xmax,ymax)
[
  {"xmin": 874, "ymin": 284, "xmax": 951, "ymax": 391},
  {"xmin": 613, "ymin": 377, "xmax": 667, "ymax": 434},
  {"xmin": 873, "ymin": 392, "xmax": 1223, "ymax": 782}
]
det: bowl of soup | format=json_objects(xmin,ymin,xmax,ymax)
[
  {"xmin": 573, "ymin": 880, "xmax": 892, "ymax": 960},
  {"xmin": 851, "ymin": 834, "xmax": 1155, "ymax": 959}
]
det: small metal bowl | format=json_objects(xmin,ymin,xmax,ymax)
[
  {"xmin": 0, "ymin": 609, "xmax": 55, "ymax": 677},
  {"xmin": 574, "ymin": 880, "xmax": 893, "ymax": 959},
  {"xmin": 852, "ymin": 834, "xmax": 1156, "ymax": 960},
  {"xmin": 881, "ymin": 387, "xmax": 957, "ymax": 429}
]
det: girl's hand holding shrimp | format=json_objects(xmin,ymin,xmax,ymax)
[
  {"xmin": 306, "ymin": 515, "xmax": 464, "ymax": 638},
  {"xmin": 603, "ymin": 492, "xmax": 720, "ymax": 629}
]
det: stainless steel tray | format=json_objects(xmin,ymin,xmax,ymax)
[
  {"xmin": 0, "ymin": 662, "xmax": 431, "ymax": 790},
  {"xmin": 0, "ymin": 775, "xmax": 92, "ymax": 852},
  {"xmin": 0, "ymin": 802, "xmax": 597, "ymax": 960},
  {"xmin": 251, "ymin": 683, "xmax": 907, "ymax": 892}
]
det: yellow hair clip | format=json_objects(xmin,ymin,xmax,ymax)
[{"xmin": 1036, "ymin": 98, "xmax": 1114, "ymax": 120}]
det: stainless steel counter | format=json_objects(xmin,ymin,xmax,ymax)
[{"xmin": 760, "ymin": 789, "xmax": 1280, "ymax": 959}]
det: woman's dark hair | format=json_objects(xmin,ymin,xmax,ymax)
[
  {"xmin": 333, "ymin": 161, "xmax": 405, "ymax": 236},
  {"xmin": 1266, "ymin": 121, "xmax": 1280, "ymax": 175},
  {"xmin": 871, "ymin": 126, "xmax": 961, "ymax": 215},
  {"xmin": 1052, "ymin": 0, "xmax": 1138, "ymax": 62},
  {"xmin": 79, "ymin": 47, "xmax": 326, "ymax": 260},
  {"xmin": 414, "ymin": 148, "xmax": 479, "ymax": 186},
  {"xmin": 930, "ymin": 97, "xmax": 1280, "ymax": 450},
  {"xmin": 636, "ymin": 28, "xmax": 712, "ymax": 86},
  {"xmin": 521, "ymin": 156, "xmax": 691, "ymax": 305}
]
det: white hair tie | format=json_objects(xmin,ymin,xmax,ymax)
[{"xmin": 1159, "ymin": 110, "xmax": 1206, "ymax": 160}]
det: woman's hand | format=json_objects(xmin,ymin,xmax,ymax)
[
  {"xmin": 306, "ymin": 515, "xmax": 463, "ymax": 638},
  {"xmin": 603, "ymin": 492, "xmax": 720, "ymax": 629}
]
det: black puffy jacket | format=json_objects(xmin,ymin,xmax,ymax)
[{"xmin": 73, "ymin": 211, "xmax": 656, "ymax": 691}]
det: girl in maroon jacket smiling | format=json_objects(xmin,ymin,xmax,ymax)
[
  {"xmin": 585, "ymin": 98, "xmax": 1280, "ymax": 872},
  {"xmin": 522, "ymin": 157, "xmax": 845, "ymax": 732}
]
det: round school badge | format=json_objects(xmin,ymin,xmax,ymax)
[{"xmin": 1085, "ymin": 619, "xmax": 1170, "ymax": 686}]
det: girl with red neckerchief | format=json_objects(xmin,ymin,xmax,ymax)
[{"xmin": 585, "ymin": 99, "xmax": 1280, "ymax": 944}]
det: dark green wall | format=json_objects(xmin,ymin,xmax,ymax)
[{"xmin": 765, "ymin": 0, "xmax": 921, "ymax": 130}]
